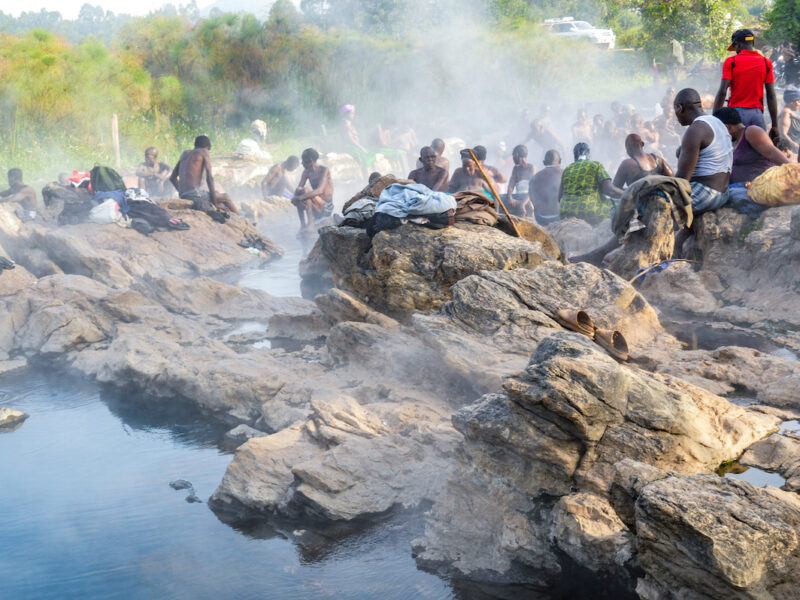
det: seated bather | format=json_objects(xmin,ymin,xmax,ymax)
[
  {"xmin": 559, "ymin": 143, "xmax": 622, "ymax": 225},
  {"xmin": 714, "ymin": 106, "xmax": 790, "ymax": 218},
  {"xmin": 447, "ymin": 150, "xmax": 495, "ymax": 194}
]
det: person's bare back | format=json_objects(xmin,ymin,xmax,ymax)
[{"xmin": 174, "ymin": 148, "xmax": 212, "ymax": 196}]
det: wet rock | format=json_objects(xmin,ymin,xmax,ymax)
[
  {"xmin": 311, "ymin": 223, "xmax": 559, "ymax": 317},
  {"xmin": 0, "ymin": 358, "xmax": 27, "ymax": 375},
  {"xmin": 314, "ymin": 288, "xmax": 399, "ymax": 329},
  {"xmin": 635, "ymin": 474, "xmax": 800, "ymax": 600},
  {"xmin": 169, "ymin": 479, "xmax": 193, "ymax": 490},
  {"xmin": 791, "ymin": 206, "xmax": 800, "ymax": 240},
  {"xmin": 224, "ymin": 424, "xmax": 268, "ymax": 445},
  {"xmin": 740, "ymin": 434, "xmax": 800, "ymax": 492},
  {"xmin": 185, "ymin": 490, "xmax": 203, "ymax": 503},
  {"xmin": 549, "ymin": 492, "xmax": 634, "ymax": 577},
  {"xmin": 0, "ymin": 407, "xmax": 28, "ymax": 429}
]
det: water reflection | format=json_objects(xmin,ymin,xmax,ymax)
[{"xmin": 0, "ymin": 369, "xmax": 454, "ymax": 600}]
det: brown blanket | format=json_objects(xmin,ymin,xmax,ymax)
[{"xmin": 453, "ymin": 190, "xmax": 498, "ymax": 227}]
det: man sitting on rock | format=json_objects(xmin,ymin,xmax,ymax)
[
  {"xmin": 408, "ymin": 146, "xmax": 449, "ymax": 191},
  {"xmin": 136, "ymin": 147, "xmax": 172, "ymax": 198},
  {"xmin": 559, "ymin": 142, "xmax": 622, "ymax": 225},
  {"xmin": 261, "ymin": 155, "xmax": 300, "ymax": 199},
  {"xmin": 0, "ymin": 168, "xmax": 37, "ymax": 213},
  {"xmin": 170, "ymin": 135, "xmax": 239, "ymax": 216},
  {"xmin": 447, "ymin": 150, "xmax": 494, "ymax": 194},
  {"xmin": 570, "ymin": 88, "xmax": 733, "ymax": 266},
  {"xmin": 293, "ymin": 148, "xmax": 333, "ymax": 233}
]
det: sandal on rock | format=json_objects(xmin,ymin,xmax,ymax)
[
  {"xmin": 555, "ymin": 309, "xmax": 595, "ymax": 337},
  {"xmin": 168, "ymin": 218, "xmax": 190, "ymax": 230},
  {"xmin": 594, "ymin": 329, "xmax": 630, "ymax": 361}
]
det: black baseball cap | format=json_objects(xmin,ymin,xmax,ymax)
[{"xmin": 728, "ymin": 29, "xmax": 755, "ymax": 51}]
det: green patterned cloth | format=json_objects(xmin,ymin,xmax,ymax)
[{"xmin": 559, "ymin": 160, "xmax": 614, "ymax": 225}]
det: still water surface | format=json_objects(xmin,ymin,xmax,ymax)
[{"xmin": 0, "ymin": 371, "xmax": 453, "ymax": 600}]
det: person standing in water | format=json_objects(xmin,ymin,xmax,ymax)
[
  {"xmin": 529, "ymin": 150, "xmax": 563, "ymax": 226},
  {"xmin": 778, "ymin": 88, "xmax": 800, "ymax": 155},
  {"xmin": 136, "ymin": 147, "xmax": 172, "ymax": 197},
  {"xmin": 505, "ymin": 145, "xmax": 535, "ymax": 217}
]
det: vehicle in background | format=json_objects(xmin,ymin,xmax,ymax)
[{"xmin": 545, "ymin": 17, "xmax": 616, "ymax": 49}]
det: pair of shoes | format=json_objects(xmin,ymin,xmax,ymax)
[{"xmin": 554, "ymin": 309, "xmax": 629, "ymax": 361}]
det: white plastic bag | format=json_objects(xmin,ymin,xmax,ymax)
[{"xmin": 88, "ymin": 199, "xmax": 121, "ymax": 224}]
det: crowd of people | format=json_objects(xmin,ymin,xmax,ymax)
[{"xmin": 2, "ymin": 29, "xmax": 798, "ymax": 262}]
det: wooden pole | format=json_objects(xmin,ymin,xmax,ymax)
[
  {"xmin": 111, "ymin": 113, "xmax": 121, "ymax": 169},
  {"xmin": 467, "ymin": 148, "xmax": 521, "ymax": 238}
]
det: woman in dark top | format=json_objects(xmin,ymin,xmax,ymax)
[
  {"xmin": 714, "ymin": 107, "xmax": 789, "ymax": 217},
  {"xmin": 612, "ymin": 134, "xmax": 673, "ymax": 188}
]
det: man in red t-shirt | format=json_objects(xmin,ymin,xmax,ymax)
[{"xmin": 713, "ymin": 29, "xmax": 778, "ymax": 142}]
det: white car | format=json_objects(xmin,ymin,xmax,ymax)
[{"xmin": 547, "ymin": 18, "xmax": 616, "ymax": 49}]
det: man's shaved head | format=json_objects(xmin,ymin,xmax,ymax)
[
  {"xmin": 673, "ymin": 88, "xmax": 704, "ymax": 126},
  {"xmin": 431, "ymin": 138, "xmax": 445, "ymax": 154},
  {"xmin": 674, "ymin": 88, "xmax": 701, "ymax": 107}
]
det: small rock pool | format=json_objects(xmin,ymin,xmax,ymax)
[{"xmin": 0, "ymin": 371, "xmax": 455, "ymax": 600}]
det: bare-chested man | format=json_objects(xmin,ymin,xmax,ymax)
[
  {"xmin": 416, "ymin": 138, "xmax": 450, "ymax": 172},
  {"xmin": 506, "ymin": 145, "xmax": 535, "ymax": 217},
  {"xmin": 529, "ymin": 150, "xmax": 562, "ymax": 226},
  {"xmin": 293, "ymin": 148, "xmax": 333, "ymax": 232},
  {"xmin": 0, "ymin": 168, "xmax": 37, "ymax": 213},
  {"xmin": 472, "ymin": 145, "xmax": 506, "ymax": 187},
  {"xmin": 408, "ymin": 146, "xmax": 449, "ymax": 191},
  {"xmin": 136, "ymin": 147, "xmax": 172, "ymax": 197},
  {"xmin": 447, "ymin": 150, "xmax": 494, "ymax": 194},
  {"xmin": 523, "ymin": 119, "xmax": 565, "ymax": 156},
  {"xmin": 261, "ymin": 156, "xmax": 300, "ymax": 199},
  {"xmin": 170, "ymin": 135, "xmax": 238, "ymax": 215}
]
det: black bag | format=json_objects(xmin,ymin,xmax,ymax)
[{"xmin": 90, "ymin": 166, "xmax": 126, "ymax": 193}]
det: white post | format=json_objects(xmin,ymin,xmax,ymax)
[{"xmin": 111, "ymin": 114, "xmax": 121, "ymax": 169}]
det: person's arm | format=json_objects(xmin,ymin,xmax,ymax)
[
  {"xmin": 159, "ymin": 163, "xmax": 172, "ymax": 181},
  {"xmin": 298, "ymin": 168, "xmax": 330, "ymax": 201},
  {"xmin": 558, "ymin": 178, "xmax": 564, "ymax": 201},
  {"xmin": 294, "ymin": 171, "xmax": 310, "ymax": 198},
  {"xmin": 779, "ymin": 109, "xmax": 799, "ymax": 152},
  {"xmin": 447, "ymin": 169, "xmax": 461, "ymax": 194},
  {"xmin": 506, "ymin": 168, "xmax": 519, "ymax": 204},
  {"xmin": 599, "ymin": 178, "xmax": 623, "ymax": 199},
  {"xmin": 766, "ymin": 82, "xmax": 779, "ymax": 143},
  {"xmin": 658, "ymin": 157, "xmax": 675, "ymax": 177},
  {"xmin": 169, "ymin": 161, "xmax": 180, "ymax": 191},
  {"xmin": 713, "ymin": 79, "xmax": 730, "ymax": 113},
  {"xmin": 676, "ymin": 122, "xmax": 706, "ymax": 181},
  {"xmin": 432, "ymin": 169, "xmax": 448, "ymax": 192},
  {"xmin": 746, "ymin": 125, "xmax": 791, "ymax": 165},
  {"xmin": 203, "ymin": 151, "xmax": 216, "ymax": 200},
  {"xmin": 612, "ymin": 159, "xmax": 630, "ymax": 188}
]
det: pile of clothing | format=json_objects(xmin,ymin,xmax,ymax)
[
  {"xmin": 452, "ymin": 190, "xmax": 498, "ymax": 227},
  {"xmin": 367, "ymin": 183, "xmax": 457, "ymax": 237},
  {"xmin": 611, "ymin": 175, "xmax": 693, "ymax": 241}
]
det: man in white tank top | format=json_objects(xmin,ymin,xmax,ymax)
[{"xmin": 674, "ymin": 88, "xmax": 732, "ymax": 214}]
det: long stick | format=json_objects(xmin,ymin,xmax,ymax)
[
  {"xmin": 468, "ymin": 149, "xmax": 521, "ymax": 238},
  {"xmin": 111, "ymin": 114, "xmax": 121, "ymax": 170},
  {"xmin": 628, "ymin": 259, "xmax": 699, "ymax": 284}
]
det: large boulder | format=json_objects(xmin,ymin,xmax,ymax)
[
  {"xmin": 307, "ymin": 223, "xmax": 560, "ymax": 317},
  {"xmin": 414, "ymin": 334, "xmax": 781, "ymax": 588},
  {"xmin": 635, "ymin": 474, "xmax": 800, "ymax": 600}
]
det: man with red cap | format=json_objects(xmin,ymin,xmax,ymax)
[{"xmin": 713, "ymin": 29, "xmax": 778, "ymax": 142}]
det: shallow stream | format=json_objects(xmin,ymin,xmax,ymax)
[{"xmin": 0, "ymin": 372, "xmax": 454, "ymax": 600}]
